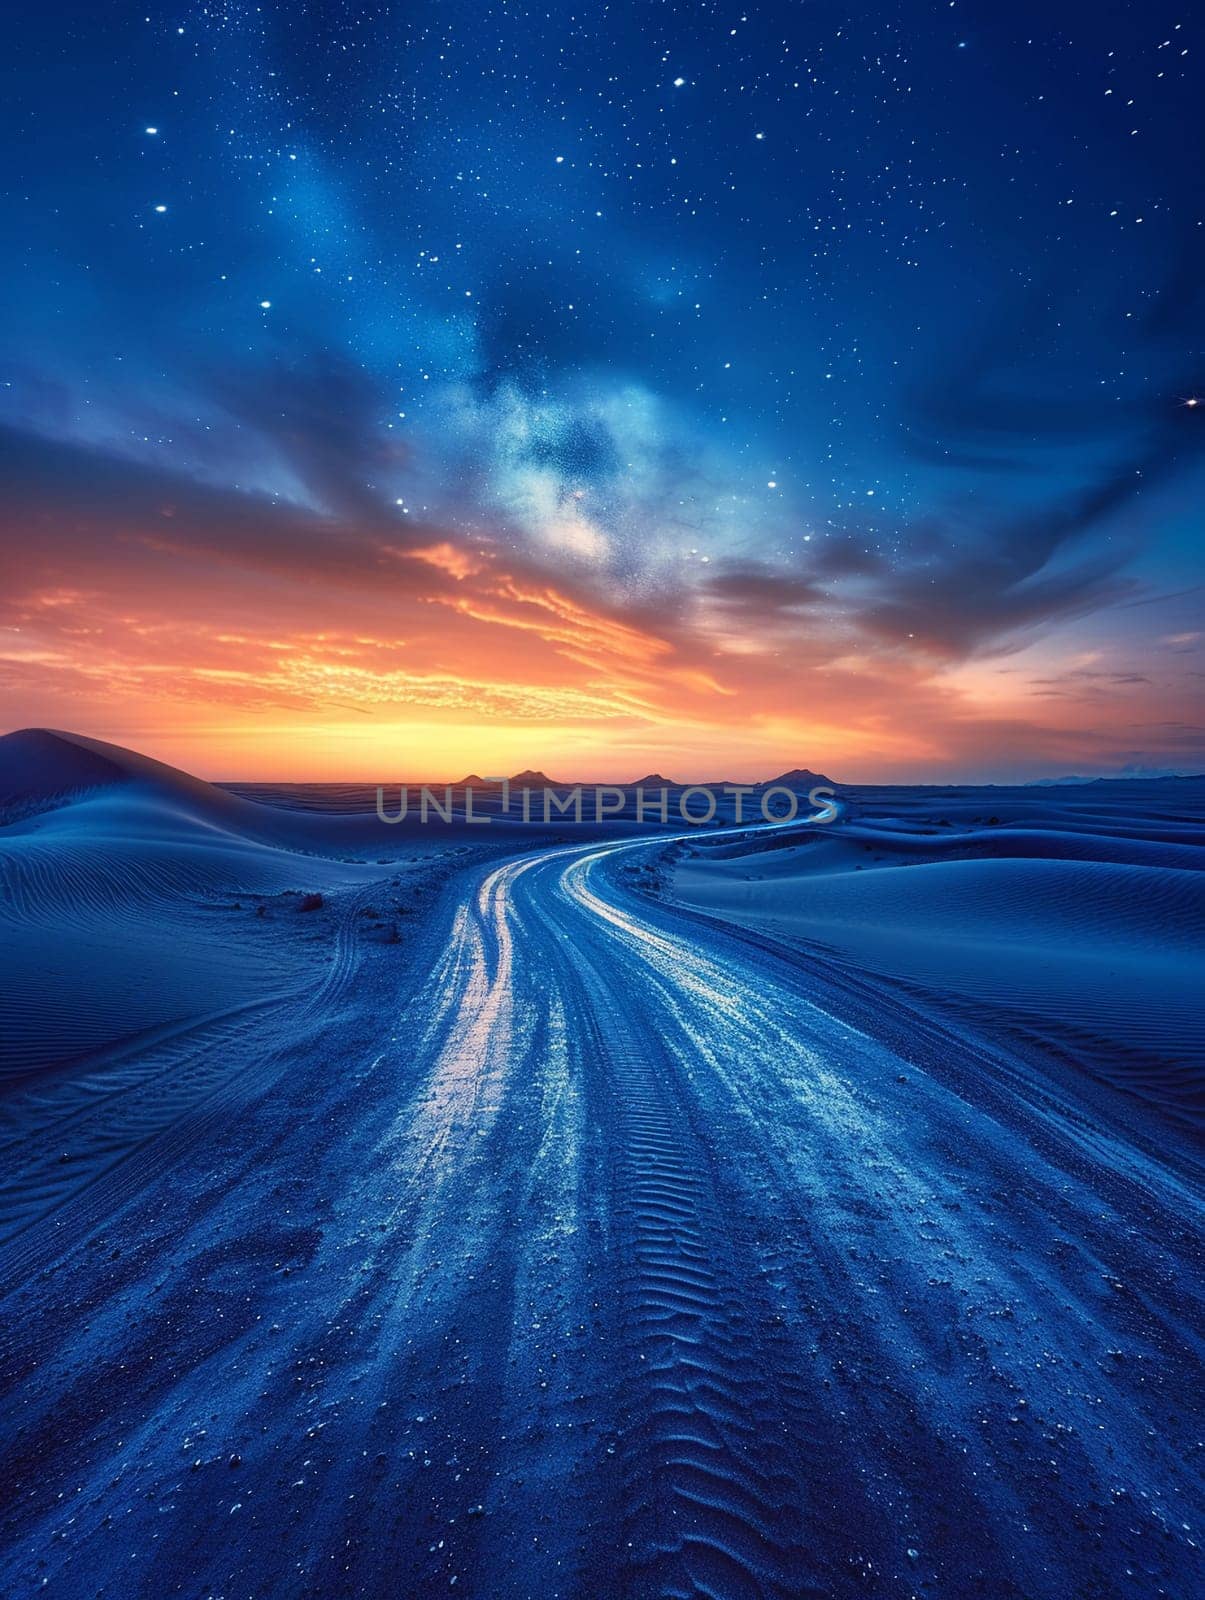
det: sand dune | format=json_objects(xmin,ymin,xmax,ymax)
[
  {"xmin": 669, "ymin": 780, "xmax": 1205, "ymax": 1127},
  {"xmin": 1, "ymin": 757, "xmax": 1201, "ymax": 1600},
  {"xmin": 0, "ymin": 739, "xmax": 1202, "ymax": 1597},
  {"xmin": 0, "ymin": 727, "xmax": 253, "ymax": 824},
  {"xmin": 0, "ymin": 730, "xmax": 519, "ymax": 1244}
]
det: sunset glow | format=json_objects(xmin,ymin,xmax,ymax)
[{"xmin": 1, "ymin": 5, "xmax": 1201, "ymax": 782}]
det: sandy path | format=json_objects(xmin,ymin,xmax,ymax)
[{"xmin": 0, "ymin": 831, "xmax": 1201, "ymax": 1598}]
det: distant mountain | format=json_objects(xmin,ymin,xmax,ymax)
[
  {"xmin": 1033, "ymin": 767, "xmax": 1202, "ymax": 786},
  {"xmin": 764, "ymin": 767, "xmax": 834, "ymax": 789},
  {"xmin": 509, "ymin": 769, "xmax": 558, "ymax": 787},
  {"xmin": 630, "ymin": 773, "xmax": 678, "ymax": 788},
  {"xmin": 455, "ymin": 773, "xmax": 487, "ymax": 787},
  {"xmin": 1117, "ymin": 764, "xmax": 1202, "ymax": 780}
]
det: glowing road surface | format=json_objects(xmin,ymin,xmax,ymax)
[{"xmin": 0, "ymin": 828, "xmax": 1201, "ymax": 1600}]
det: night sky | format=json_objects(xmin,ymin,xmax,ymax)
[{"xmin": 1, "ymin": 1, "xmax": 1202, "ymax": 780}]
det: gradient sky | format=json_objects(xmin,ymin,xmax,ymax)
[{"xmin": 1, "ymin": 0, "xmax": 1202, "ymax": 781}]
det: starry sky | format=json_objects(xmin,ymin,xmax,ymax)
[{"xmin": 1, "ymin": 0, "xmax": 1202, "ymax": 781}]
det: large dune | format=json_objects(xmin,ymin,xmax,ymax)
[
  {"xmin": 0, "ymin": 726, "xmax": 258, "ymax": 821},
  {"xmin": 0, "ymin": 730, "xmax": 510, "ymax": 1240}
]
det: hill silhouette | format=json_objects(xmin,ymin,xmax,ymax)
[{"xmin": 765, "ymin": 767, "xmax": 834, "ymax": 789}]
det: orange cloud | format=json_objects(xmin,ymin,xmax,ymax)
[
  {"xmin": 2, "ymin": 419, "xmax": 1201, "ymax": 783},
  {"xmin": 405, "ymin": 543, "xmax": 485, "ymax": 581}
]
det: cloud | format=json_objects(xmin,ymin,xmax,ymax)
[
  {"xmin": 855, "ymin": 443, "xmax": 1193, "ymax": 657},
  {"xmin": 701, "ymin": 563, "xmax": 826, "ymax": 615},
  {"xmin": 406, "ymin": 544, "xmax": 486, "ymax": 581},
  {"xmin": 2, "ymin": 315, "xmax": 1203, "ymax": 782}
]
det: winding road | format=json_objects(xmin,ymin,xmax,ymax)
[{"xmin": 1, "ymin": 828, "xmax": 1202, "ymax": 1599}]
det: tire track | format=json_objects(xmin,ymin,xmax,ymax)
[
  {"xmin": 560, "ymin": 936, "xmax": 815, "ymax": 1600},
  {"xmin": 0, "ymin": 880, "xmax": 380, "ymax": 1287}
]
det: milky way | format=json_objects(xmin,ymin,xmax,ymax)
[{"xmin": 0, "ymin": 1, "xmax": 1201, "ymax": 779}]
